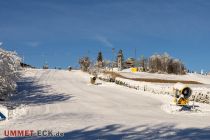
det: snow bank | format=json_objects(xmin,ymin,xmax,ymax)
[
  {"xmin": 122, "ymin": 68, "xmax": 132, "ymax": 72},
  {"xmin": 0, "ymin": 105, "xmax": 28, "ymax": 122},
  {"xmin": 7, "ymin": 105, "xmax": 28, "ymax": 119},
  {"xmin": 99, "ymin": 74, "xmax": 210, "ymax": 105},
  {"xmin": 98, "ymin": 74, "xmax": 115, "ymax": 82},
  {"xmin": 161, "ymin": 103, "xmax": 210, "ymax": 116}
]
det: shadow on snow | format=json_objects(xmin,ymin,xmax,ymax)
[
  {"xmin": 3, "ymin": 124, "xmax": 210, "ymax": 140},
  {"xmin": 1, "ymin": 77, "xmax": 73, "ymax": 109}
]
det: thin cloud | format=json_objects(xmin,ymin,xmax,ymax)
[
  {"xmin": 26, "ymin": 41, "xmax": 40, "ymax": 47},
  {"xmin": 0, "ymin": 42, "xmax": 3, "ymax": 46},
  {"xmin": 95, "ymin": 35, "xmax": 113, "ymax": 48}
]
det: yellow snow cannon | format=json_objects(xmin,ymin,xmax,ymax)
[
  {"xmin": 131, "ymin": 67, "xmax": 138, "ymax": 73},
  {"xmin": 90, "ymin": 76, "xmax": 96, "ymax": 84},
  {"xmin": 173, "ymin": 83, "xmax": 192, "ymax": 106}
]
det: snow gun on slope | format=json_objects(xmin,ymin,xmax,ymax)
[
  {"xmin": 90, "ymin": 76, "xmax": 96, "ymax": 84},
  {"xmin": 173, "ymin": 83, "xmax": 192, "ymax": 106}
]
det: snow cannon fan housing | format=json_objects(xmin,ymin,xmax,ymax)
[
  {"xmin": 173, "ymin": 83, "xmax": 192, "ymax": 106},
  {"xmin": 90, "ymin": 76, "xmax": 96, "ymax": 84}
]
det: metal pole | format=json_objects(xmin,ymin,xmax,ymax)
[{"xmin": 112, "ymin": 48, "xmax": 115, "ymax": 72}]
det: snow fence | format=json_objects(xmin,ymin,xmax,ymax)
[{"xmin": 98, "ymin": 74, "xmax": 210, "ymax": 104}]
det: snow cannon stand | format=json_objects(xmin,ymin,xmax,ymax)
[{"xmin": 172, "ymin": 83, "xmax": 194, "ymax": 111}]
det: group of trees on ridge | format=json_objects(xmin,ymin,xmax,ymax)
[{"xmin": 79, "ymin": 50, "xmax": 186, "ymax": 75}]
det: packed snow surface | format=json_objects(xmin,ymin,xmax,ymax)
[{"xmin": 1, "ymin": 69, "xmax": 210, "ymax": 139}]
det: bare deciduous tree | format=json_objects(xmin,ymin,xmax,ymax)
[
  {"xmin": 139, "ymin": 56, "xmax": 148, "ymax": 71},
  {"xmin": 148, "ymin": 53, "xmax": 186, "ymax": 75},
  {"xmin": 0, "ymin": 47, "xmax": 21, "ymax": 100},
  {"xmin": 79, "ymin": 56, "xmax": 90, "ymax": 72}
]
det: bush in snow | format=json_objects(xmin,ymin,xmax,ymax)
[{"xmin": 0, "ymin": 47, "xmax": 21, "ymax": 100}]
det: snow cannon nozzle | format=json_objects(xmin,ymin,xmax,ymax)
[{"xmin": 173, "ymin": 83, "xmax": 192, "ymax": 106}]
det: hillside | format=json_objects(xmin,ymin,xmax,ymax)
[{"xmin": 1, "ymin": 69, "xmax": 210, "ymax": 139}]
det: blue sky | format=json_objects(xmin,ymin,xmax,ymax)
[{"xmin": 0, "ymin": 0, "xmax": 210, "ymax": 71}]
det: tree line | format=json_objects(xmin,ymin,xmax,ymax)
[
  {"xmin": 79, "ymin": 51, "xmax": 186, "ymax": 75},
  {"xmin": 142, "ymin": 53, "xmax": 186, "ymax": 74}
]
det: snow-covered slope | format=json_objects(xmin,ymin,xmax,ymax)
[
  {"xmin": 120, "ymin": 71, "xmax": 210, "ymax": 84},
  {"xmin": 1, "ymin": 69, "xmax": 210, "ymax": 139}
]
